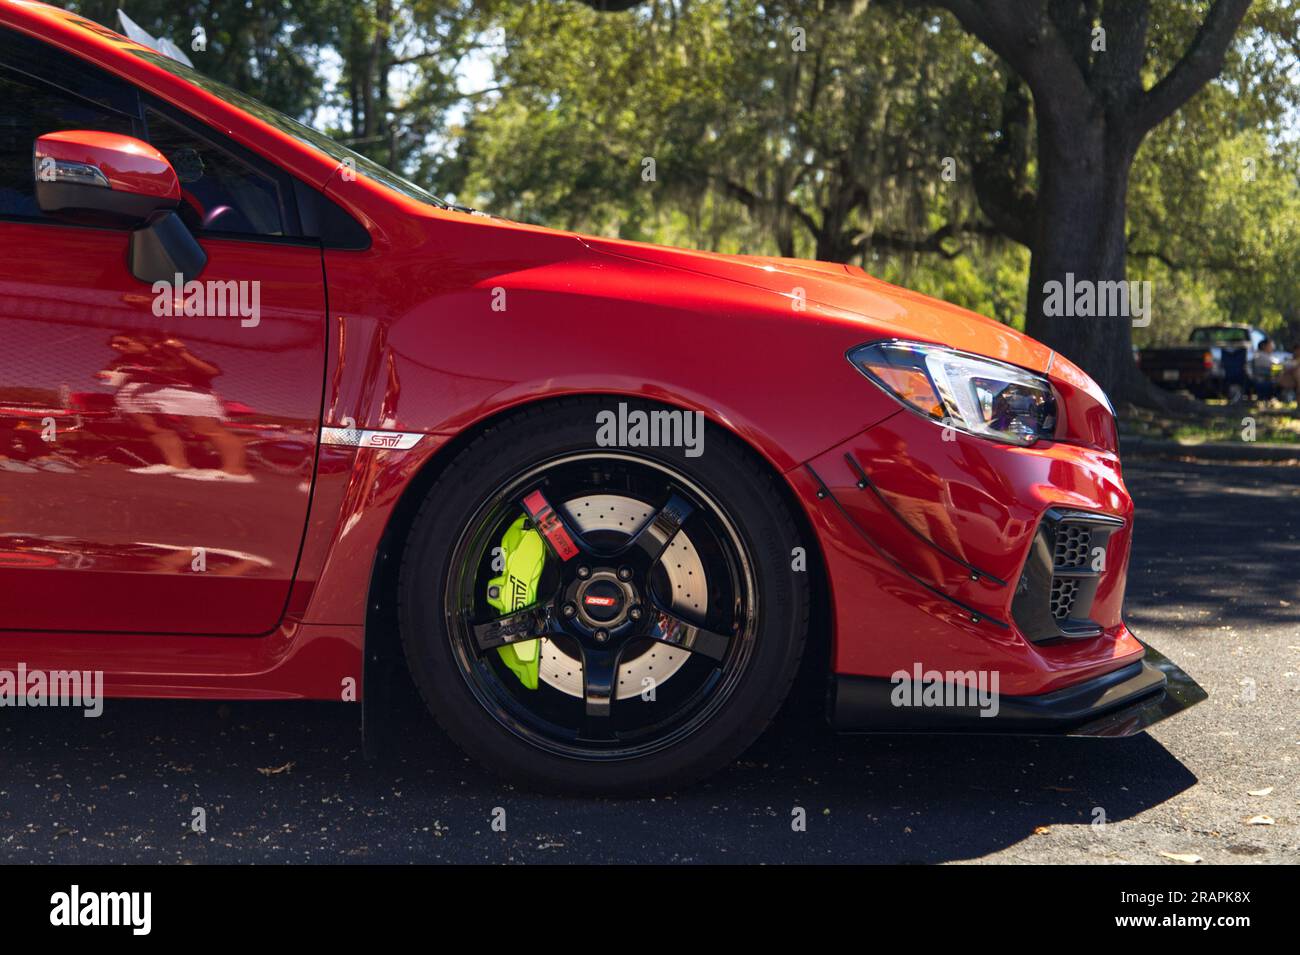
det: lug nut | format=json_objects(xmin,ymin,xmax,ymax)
[
  {"xmin": 618, "ymin": 566, "xmax": 633, "ymax": 581},
  {"xmin": 594, "ymin": 629, "xmax": 609, "ymax": 643},
  {"xmin": 629, "ymin": 606, "xmax": 643, "ymax": 621},
  {"xmin": 562, "ymin": 602, "xmax": 577, "ymax": 618},
  {"xmin": 577, "ymin": 566, "xmax": 591, "ymax": 579}
]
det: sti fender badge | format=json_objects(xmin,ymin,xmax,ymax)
[{"xmin": 320, "ymin": 426, "xmax": 424, "ymax": 450}]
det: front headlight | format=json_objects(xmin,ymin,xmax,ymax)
[{"xmin": 848, "ymin": 341, "xmax": 1058, "ymax": 446}]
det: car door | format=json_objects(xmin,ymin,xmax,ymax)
[{"xmin": 0, "ymin": 30, "xmax": 325, "ymax": 634}]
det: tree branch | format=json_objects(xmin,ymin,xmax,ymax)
[
  {"xmin": 1128, "ymin": 247, "xmax": 1247, "ymax": 273},
  {"xmin": 931, "ymin": 0, "xmax": 1092, "ymax": 113},
  {"xmin": 573, "ymin": 0, "xmax": 644, "ymax": 10},
  {"xmin": 862, "ymin": 221, "xmax": 1003, "ymax": 259},
  {"xmin": 1135, "ymin": 0, "xmax": 1253, "ymax": 134},
  {"xmin": 715, "ymin": 177, "xmax": 819, "ymax": 236}
]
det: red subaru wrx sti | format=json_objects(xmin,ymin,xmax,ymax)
[{"xmin": 0, "ymin": 1, "xmax": 1203, "ymax": 792}]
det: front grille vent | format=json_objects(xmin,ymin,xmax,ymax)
[
  {"xmin": 1053, "ymin": 525, "xmax": 1091, "ymax": 568},
  {"xmin": 1050, "ymin": 577, "xmax": 1079, "ymax": 619},
  {"xmin": 1012, "ymin": 509, "xmax": 1125, "ymax": 643}
]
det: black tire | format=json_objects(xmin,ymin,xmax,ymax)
[{"xmin": 397, "ymin": 398, "xmax": 808, "ymax": 794}]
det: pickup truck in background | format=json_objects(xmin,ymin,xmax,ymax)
[{"xmin": 1137, "ymin": 325, "xmax": 1288, "ymax": 398}]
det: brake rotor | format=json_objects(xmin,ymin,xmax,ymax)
[{"xmin": 537, "ymin": 494, "xmax": 703, "ymax": 700}]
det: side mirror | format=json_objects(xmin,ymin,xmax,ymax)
[{"xmin": 33, "ymin": 130, "xmax": 206, "ymax": 284}]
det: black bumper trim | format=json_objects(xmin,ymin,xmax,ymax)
[{"xmin": 828, "ymin": 642, "xmax": 1207, "ymax": 737}]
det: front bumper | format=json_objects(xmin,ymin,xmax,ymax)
[
  {"xmin": 795, "ymin": 408, "xmax": 1144, "ymax": 698},
  {"xmin": 794, "ymin": 393, "xmax": 1209, "ymax": 735},
  {"xmin": 829, "ymin": 642, "xmax": 1207, "ymax": 737}
]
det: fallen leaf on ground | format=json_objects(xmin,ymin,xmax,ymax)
[
  {"xmin": 1159, "ymin": 852, "xmax": 1202, "ymax": 864},
  {"xmin": 257, "ymin": 762, "xmax": 295, "ymax": 776}
]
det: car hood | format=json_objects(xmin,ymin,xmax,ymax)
[{"xmin": 576, "ymin": 234, "xmax": 1054, "ymax": 374}]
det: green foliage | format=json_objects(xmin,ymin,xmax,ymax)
[
  {"xmin": 452, "ymin": 1, "xmax": 1003, "ymax": 261},
  {"xmin": 71, "ymin": 0, "xmax": 337, "ymax": 118},
  {"xmin": 1128, "ymin": 5, "xmax": 1300, "ymax": 347},
  {"xmin": 74, "ymin": 1, "xmax": 484, "ymax": 180}
]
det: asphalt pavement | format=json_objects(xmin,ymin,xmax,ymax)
[{"xmin": 1, "ymin": 456, "xmax": 1296, "ymax": 863}]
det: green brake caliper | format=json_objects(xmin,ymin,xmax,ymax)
[{"xmin": 486, "ymin": 515, "xmax": 547, "ymax": 689}]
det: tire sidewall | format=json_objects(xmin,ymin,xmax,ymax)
[{"xmin": 398, "ymin": 400, "xmax": 807, "ymax": 793}]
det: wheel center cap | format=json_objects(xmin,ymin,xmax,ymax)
[
  {"xmin": 574, "ymin": 571, "xmax": 635, "ymax": 628},
  {"xmin": 580, "ymin": 579, "xmax": 624, "ymax": 621}
]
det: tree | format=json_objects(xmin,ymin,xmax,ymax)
[
  {"xmin": 71, "ymin": 0, "xmax": 337, "ymax": 118},
  {"xmin": 74, "ymin": 1, "xmax": 487, "ymax": 181},
  {"xmin": 331, "ymin": 0, "xmax": 489, "ymax": 176},
  {"xmin": 926, "ymin": 0, "xmax": 1254, "ymax": 401},
  {"xmin": 454, "ymin": 2, "xmax": 1008, "ymax": 265},
  {"xmin": 576, "ymin": 0, "xmax": 1275, "ymax": 403},
  {"xmin": 1128, "ymin": 89, "xmax": 1300, "ymax": 348}
]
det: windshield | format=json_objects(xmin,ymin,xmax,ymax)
[
  {"xmin": 128, "ymin": 48, "xmax": 448, "ymax": 210},
  {"xmin": 1190, "ymin": 327, "xmax": 1250, "ymax": 344}
]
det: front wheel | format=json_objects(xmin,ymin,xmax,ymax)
[{"xmin": 397, "ymin": 399, "xmax": 808, "ymax": 794}]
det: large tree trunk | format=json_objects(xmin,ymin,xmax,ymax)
[
  {"xmin": 814, "ymin": 230, "xmax": 858, "ymax": 264},
  {"xmin": 929, "ymin": 0, "xmax": 1254, "ymax": 405},
  {"xmin": 1024, "ymin": 115, "xmax": 1148, "ymax": 402}
]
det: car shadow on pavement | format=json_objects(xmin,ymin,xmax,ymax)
[
  {"xmin": 0, "ymin": 664, "xmax": 1199, "ymax": 864},
  {"xmin": 710, "ymin": 676, "xmax": 1200, "ymax": 863}
]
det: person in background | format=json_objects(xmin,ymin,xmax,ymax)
[
  {"xmin": 1251, "ymin": 337, "xmax": 1276, "ymax": 400},
  {"xmin": 1275, "ymin": 342, "xmax": 1300, "ymax": 404}
]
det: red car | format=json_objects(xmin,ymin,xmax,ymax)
[{"xmin": 0, "ymin": 1, "xmax": 1203, "ymax": 793}]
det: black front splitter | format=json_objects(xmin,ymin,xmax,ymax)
[{"xmin": 828, "ymin": 642, "xmax": 1207, "ymax": 737}]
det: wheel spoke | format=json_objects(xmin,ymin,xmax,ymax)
[
  {"xmin": 449, "ymin": 454, "xmax": 760, "ymax": 760},
  {"xmin": 521, "ymin": 487, "xmax": 586, "ymax": 562},
  {"xmin": 471, "ymin": 604, "xmax": 552, "ymax": 653},
  {"xmin": 646, "ymin": 605, "xmax": 731, "ymax": 661},
  {"xmin": 579, "ymin": 644, "xmax": 623, "ymax": 717},
  {"xmin": 622, "ymin": 492, "xmax": 694, "ymax": 564}
]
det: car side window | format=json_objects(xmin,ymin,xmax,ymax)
[
  {"xmin": 144, "ymin": 106, "xmax": 289, "ymax": 238},
  {"xmin": 0, "ymin": 67, "xmax": 138, "ymax": 219}
]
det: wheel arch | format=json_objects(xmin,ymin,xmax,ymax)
[{"xmin": 359, "ymin": 392, "xmax": 832, "ymax": 751}]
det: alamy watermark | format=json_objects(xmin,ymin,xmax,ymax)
[
  {"xmin": 151, "ymin": 273, "xmax": 261, "ymax": 328},
  {"xmin": 890, "ymin": 663, "xmax": 1000, "ymax": 718},
  {"xmin": 595, "ymin": 403, "xmax": 704, "ymax": 458},
  {"xmin": 50, "ymin": 886, "xmax": 150, "ymax": 935},
  {"xmin": 1043, "ymin": 272, "xmax": 1151, "ymax": 327},
  {"xmin": 0, "ymin": 663, "xmax": 103, "ymax": 717}
]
